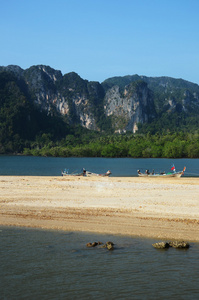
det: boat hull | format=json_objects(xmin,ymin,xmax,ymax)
[
  {"xmin": 138, "ymin": 172, "xmax": 183, "ymax": 178},
  {"xmin": 62, "ymin": 170, "xmax": 111, "ymax": 177},
  {"xmin": 85, "ymin": 170, "xmax": 111, "ymax": 177},
  {"xmin": 62, "ymin": 172, "xmax": 84, "ymax": 176},
  {"xmin": 137, "ymin": 167, "xmax": 186, "ymax": 178}
]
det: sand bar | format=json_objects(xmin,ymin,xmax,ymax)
[{"xmin": 0, "ymin": 176, "xmax": 199, "ymax": 241}]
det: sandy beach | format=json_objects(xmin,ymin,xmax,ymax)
[{"xmin": 0, "ymin": 175, "xmax": 199, "ymax": 241}]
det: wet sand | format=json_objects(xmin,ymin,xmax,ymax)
[{"xmin": 0, "ymin": 176, "xmax": 199, "ymax": 241}]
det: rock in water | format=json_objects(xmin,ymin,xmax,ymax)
[
  {"xmin": 106, "ymin": 241, "xmax": 114, "ymax": 250},
  {"xmin": 169, "ymin": 241, "xmax": 190, "ymax": 249},
  {"xmin": 86, "ymin": 241, "xmax": 104, "ymax": 247},
  {"xmin": 152, "ymin": 242, "xmax": 170, "ymax": 249},
  {"xmin": 87, "ymin": 241, "xmax": 115, "ymax": 250}
]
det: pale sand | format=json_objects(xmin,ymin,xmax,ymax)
[{"xmin": 0, "ymin": 176, "xmax": 199, "ymax": 241}]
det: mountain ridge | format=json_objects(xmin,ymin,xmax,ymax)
[{"xmin": 1, "ymin": 64, "xmax": 199, "ymax": 134}]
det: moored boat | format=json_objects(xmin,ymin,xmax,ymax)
[
  {"xmin": 137, "ymin": 166, "xmax": 186, "ymax": 178},
  {"xmin": 62, "ymin": 168, "xmax": 111, "ymax": 177},
  {"xmin": 61, "ymin": 168, "xmax": 86, "ymax": 176},
  {"xmin": 85, "ymin": 170, "xmax": 111, "ymax": 177}
]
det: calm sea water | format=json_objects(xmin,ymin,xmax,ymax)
[
  {"xmin": 1, "ymin": 156, "xmax": 199, "ymax": 298},
  {"xmin": 1, "ymin": 226, "xmax": 199, "ymax": 299},
  {"xmin": 0, "ymin": 155, "xmax": 199, "ymax": 176}
]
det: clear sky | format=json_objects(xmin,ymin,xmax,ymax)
[{"xmin": 1, "ymin": 0, "xmax": 199, "ymax": 84}]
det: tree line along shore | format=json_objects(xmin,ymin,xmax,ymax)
[{"xmin": 22, "ymin": 131, "xmax": 199, "ymax": 158}]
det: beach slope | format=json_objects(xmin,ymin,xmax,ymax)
[{"xmin": 0, "ymin": 176, "xmax": 199, "ymax": 241}]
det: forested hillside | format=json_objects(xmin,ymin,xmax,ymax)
[{"xmin": 0, "ymin": 65, "xmax": 199, "ymax": 157}]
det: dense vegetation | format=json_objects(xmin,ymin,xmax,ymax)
[{"xmin": 22, "ymin": 131, "xmax": 199, "ymax": 158}]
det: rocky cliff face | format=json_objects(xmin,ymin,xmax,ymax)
[
  {"xmin": 1, "ymin": 64, "xmax": 198, "ymax": 133},
  {"xmin": 104, "ymin": 81, "xmax": 156, "ymax": 133},
  {"xmin": 103, "ymin": 74, "xmax": 199, "ymax": 116},
  {"xmin": 1, "ymin": 65, "xmax": 101, "ymax": 130},
  {"xmin": 23, "ymin": 65, "xmax": 63, "ymax": 112}
]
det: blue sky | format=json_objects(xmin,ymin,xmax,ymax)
[{"xmin": 1, "ymin": 0, "xmax": 199, "ymax": 84}]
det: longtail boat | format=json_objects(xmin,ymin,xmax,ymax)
[
  {"xmin": 85, "ymin": 170, "xmax": 111, "ymax": 177},
  {"xmin": 137, "ymin": 166, "xmax": 186, "ymax": 178},
  {"xmin": 62, "ymin": 168, "xmax": 111, "ymax": 177}
]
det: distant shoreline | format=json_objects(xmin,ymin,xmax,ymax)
[{"xmin": 1, "ymin": 176, "xmax": 199, "ymax": 242}]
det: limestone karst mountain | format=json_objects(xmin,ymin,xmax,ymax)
[{"xmin": 1, "ymin": 64, "xmax": 199, "ymax": 135}]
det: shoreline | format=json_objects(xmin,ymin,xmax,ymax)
[{"xmin": 1, "ymin": 176, "xmax": 199, "ymax": 242}]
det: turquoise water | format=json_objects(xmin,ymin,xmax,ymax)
[
  {"xmin": 0, "ymin": 156, "xmax": 199, "ymax": 176},
  {"xmin": 1, "ymin": 227, "xmax": 199, "ymax": 299}
]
